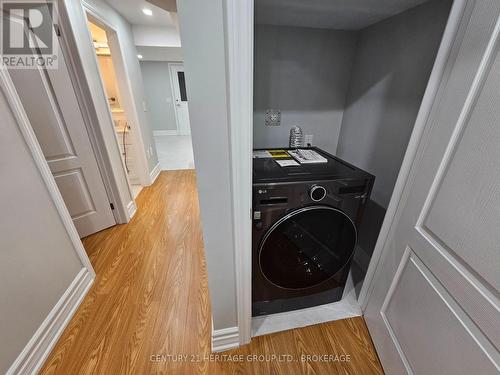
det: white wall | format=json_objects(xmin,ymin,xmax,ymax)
[
  {"xmin": 140, "ymin": 61, "xmax": 178, "ymax": 132},
  {"xmin": 136, "ymin": 46, "xmax": 183, "ymax": 62},
  {"xmin": 253, "ymin": 25, "xmax": 357, "ymax": 154},
  {"xmin": 177, "ymin": 0, "xmax": 238, "ymax": 331},
  {"xmin": 133, "ymin": 25, "xmax": 181, "ymax": 47},
  {"xmin": 337, "ymin": 0, "xmax": 452, "ymax": 208},
  {"xmin": 0, "ymin": 88, "xmax": 85, "ymax": 373}
]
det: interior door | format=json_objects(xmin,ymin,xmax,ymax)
[
  {"xmin": 6, "ymin": 7, "xmax": 116, "ymax": 238},
  {"xmin": 169, "ymin": 63, "xmax": 191, "ymax": 135},
  {"xmin": 364, "ymin": 1, "xmax": 500, "ymax": 374}
]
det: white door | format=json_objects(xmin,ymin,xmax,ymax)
[
  {"xmin": 365, "ymin": 1, "xmax": 500, "ymax": 374},
  {"xmin": 7, "ymin": 10, "xmax": 116, "ymax": 238},
  {"xmin": 169, "ymin": 63, "xmax": 191, "ymax": 135}
]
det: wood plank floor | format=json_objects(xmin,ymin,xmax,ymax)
[{"xmin": 40, "ymin": 170, "xmax": 383, "ymax": 375}]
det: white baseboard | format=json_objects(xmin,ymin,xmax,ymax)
[
  {"xmin": 7, "ymin": 268, "xmax": 94, "ymax": 375},
  {"xmin": 127, "ymin": 200, "xmax": 137, "ymax": 220},
  {"xmin": 212, "ymin": 326, "xmax": 240, "ymax": 352},
  {"xmin": 149, "ymin": 162, "xmax": 161, "ymax": 185},
  {"xmin": 153, "ymin": 130, "xmax": 177, "ymax": 136}
]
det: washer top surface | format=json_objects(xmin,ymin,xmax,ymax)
[{"xmin": 253, "ymin": 147, "xmax": 373, "ymax": 184}]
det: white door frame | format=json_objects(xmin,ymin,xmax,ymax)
[
  {"xmin": 168, "ymin": 62, "xmax": 189, "ymax": 135},
  {"xmin": 225, "ymin": 0, "xmax": 466, "ymax": 347},
  {"xmin": 224, "ymin": 0, "xmax": 254, "ymax": 346},
  {"xmin": 55, "ymin": 2, "xmax": 131, "ymax": 224},
  {"xmin": 82, "ymin": 2, "xmax": 151, "ymax": 189}
]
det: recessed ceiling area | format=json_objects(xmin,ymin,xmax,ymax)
[
  {"xmin": 255, "ymin": 0, "xmax": 431, "ymax": 30},
  {"xmin": 104, "ymin": 0, "xmax": 177, "ymax": 28}
]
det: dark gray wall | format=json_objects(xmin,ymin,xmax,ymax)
[
  {"xmin": 140, "ymin": 61, "xmax": 178, "ymax": 132},
  {"xmin": 337, "ymin": 0, "xmax": 452, "ymax": 209},
  {"xmin": 253, "ymin": 25, "xmax": 357, "ymax": 154}
]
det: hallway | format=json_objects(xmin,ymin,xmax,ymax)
[
  {"xmin": 155, "ymin": 135, "xmax": 195, "ymax": 171},
  {"xmin": 40, "ymin": 171, "xmax": 382, "ymax": 374}
]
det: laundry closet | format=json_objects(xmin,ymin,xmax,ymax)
[{"xmin": 251, "ymin": 0, "xmax": 453, "ymax": 333}]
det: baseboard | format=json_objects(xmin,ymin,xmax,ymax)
[
  {"xmin": 212, "ymin": 326, "xmax": 240, "ymax": 352},
  {"xmin": 153, "ymin": 130, "xmax": 177, "ymax": 136},
  {"xmin": 7, "ymin": 268, "xmax": 94, "ymax": 375},
  {"xmin": 149, "ymin": 162, "xmax": 161, "ymax": 185},
  {"xmin": 127, "ymin": 200, "xmax": 137, "ymax": 219}
]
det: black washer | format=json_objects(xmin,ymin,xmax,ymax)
[{"xmin": 252, "ymin": 147, "xmax": 374, "ymax": 316}]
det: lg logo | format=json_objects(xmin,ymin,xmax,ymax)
[{"xmin": 1, "ymin": 1, "xmax": 58, "ymax": 68}]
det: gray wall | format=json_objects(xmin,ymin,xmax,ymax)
[
  {"xmin": 177, "ymin": 0, "xmax": 237, "ymax": 330},
  {"xmin": 253, "ymin": 25, "xmax": 357, "ymax": 154},
  {"xmin": 337, "ymin": 0, "xmax": 452, "ymax": 208},
  {"xmin": 0, "ymin": 90, "xmax": 84, "ymax": 373},
  {"xmin": 140, "ymin": 61, "xmax": 178, "ymax": 132}
]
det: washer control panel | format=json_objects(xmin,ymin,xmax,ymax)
[{"xmin": 309, "ymin": 185, "xmax": 327, "ymax": 202}]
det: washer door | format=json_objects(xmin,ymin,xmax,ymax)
[{"xmin": 259, "ymin": 206, "xmax": 357, "ymax": 290}]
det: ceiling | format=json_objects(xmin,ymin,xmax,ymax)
[
  {"xmin": 255, "ymin": 0, "xmax": 431, "ymax": 30},
  {"xmin": 105, "ymin": 0, "xmax": 177, "ymax": 28}
]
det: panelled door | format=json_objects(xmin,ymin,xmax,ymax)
[
  {"xmin": 6, "ymin": 5, "xmax": 116, "ymax": 238},
  {"xmin": 169, "ymin": 63, "xmax": 191, "ymax": 135},
  {"xmin": 365, "ymin": 1, "xmax": 500, "ymax": 373}
]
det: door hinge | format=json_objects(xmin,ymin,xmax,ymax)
[
  {"xmin": 54, "ymin": 24, "xmax": 61, "ymax": 37},
  {"xmin": 110, "ymin": 203, "xmax": 115, "ymax": 210}
]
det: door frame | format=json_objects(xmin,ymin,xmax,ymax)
[
  {"xmin": 226, "ymin": 0, "xmax": 467, "ymax": 347},
  {"xmin": 224, "ymin": 0, "xmax": 254, "ymax": 346},
  {"xmin": 51, "ymin": 2, "xmax": 132, "ymax": 224},
  {"xmin": 82, "ymin": 3, "xmax": 151, "ymax": 189},
  {"xmin": 168, "ymin": 62, "xmax": 189, "ymax": 135}
]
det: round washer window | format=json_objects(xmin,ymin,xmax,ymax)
[{"xmin": 259, "ymin": 206, "xmax": 356, "ymax": 290}]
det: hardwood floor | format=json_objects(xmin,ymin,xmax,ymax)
[{"xmin": 40, "ymin": 170, "xmax": 383, "ymax": 375}]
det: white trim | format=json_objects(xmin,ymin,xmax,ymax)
[
  {"xmin": 149, "ymin": 162, "xmax": 161, "ymax": 184},
  {"xmin": 358, "ymin": 0, "xmax": 468, "ymax": 310},
  {"xmin": 127, "ymin": 200, "xmax": 137, "ymax": 219},
  {"xmin": 0, "ymin": 67, "xmax": 95, "ymax": 276},
  {"xmin": 153, "ymin": 130, "xmax": 178, "ymax": 136},
  {"xmin": 224, "ymin": 0, "xmax": 254, "ymax": 347},
  {"xmin": 6, "ymin": 269, "xmax": 94, "ymax": 375},
  {"xmin": 212, "ymin": 327, "xmax": 240, "ymax": 352}
]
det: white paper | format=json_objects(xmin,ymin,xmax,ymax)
[
  {"xmin": 275, "ymin": 159, "xmax": 300, "ymax": 167},
  {"xmin": 253, "ymin": 150, "xmax": 273, "ymax": 158}
]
